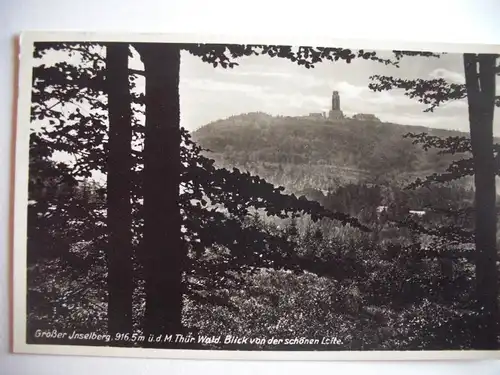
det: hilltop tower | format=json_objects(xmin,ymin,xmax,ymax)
[
  {"xmin": 332, "ymin": 90, "xmax": 340, "ymax": 110},
  {"xmin": 306, "ymin": 90, "xmax": 346, "ymax": 121},
  {"xmin": 328, "ymin": 90, "xmax": 344, "ymax": 120}
]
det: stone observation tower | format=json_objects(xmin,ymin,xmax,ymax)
[
  {"xmin": 328, "ymin": 90, "xmax": 344, "ymax": 120},
  {"xmin": 332, "ymin": 90, "xmax": 340, "ymax": 110},
  {"xmin": 307, "ymin": 90, "xmax": 379, "ymax": 122}
]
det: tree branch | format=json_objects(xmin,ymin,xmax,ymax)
[
  {"xmin": 369, "ymin": 76, "xmax": 466, "ymax": 112},
  {"xmin": 184, "ymin": 44, "xmax": 401, "ymax": 70},
  {"xmin": 392, "ymin": 50, "xmax": 443, "ymax": 60},
  {"xmin": 129, "ymin": 69, "xmax": 145, "ymax": 76}
]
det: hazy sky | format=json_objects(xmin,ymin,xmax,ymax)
[{"xmin": 175, "ymin": 48, "xmax": 500, "ymax": 135}]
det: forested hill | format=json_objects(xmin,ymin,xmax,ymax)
[{"xmin": 191, "ymin": 112, "xmax": 480, "ymax": 193}]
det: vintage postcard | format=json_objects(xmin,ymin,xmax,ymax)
[{"xmin": 11, "ymin": 31, "xmax": 500, "ymax": 360}]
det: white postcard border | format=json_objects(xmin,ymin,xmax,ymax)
[{"xmin": 12, "ymin": 31, "xmax": 500, "ymax": 360}]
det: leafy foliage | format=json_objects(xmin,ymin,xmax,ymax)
[
  {"xmin": 185, "ymin": 44, "xmax": 399, "ymax": 69},
  {"xmin": 402, "ymin": 132, "xmax": 500, "ymax": 188},
  {"xmin": 28, "ymin": 41, "xmax": 369, "ymax": 342},
  {"xmin": 368, "ymin": 54, "xmax": 500, "ymax": 112},
  {"xmin": 369, "ymin": 76, "xmax": 467, "ymax": 112}
]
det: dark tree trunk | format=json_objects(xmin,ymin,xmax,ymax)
[
  {"xmin": 105, "ymin": 43, "xmax": 134, "ymax": 342},
  {"xmin": 134, "ymin": 43, "xmax": 184, "ymax": 345},
  {"xmin": 463, "ymin": 53, "xmax": 498, "ymax": 349}
]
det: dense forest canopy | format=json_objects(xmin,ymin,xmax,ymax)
[{"xmin": 191, "ymin": 112, "xmax": 496, "ymax": 192}]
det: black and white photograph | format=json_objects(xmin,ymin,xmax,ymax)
[{"xmin": 11, "ymin": 32, "xmax": 500, "ymax": 360}]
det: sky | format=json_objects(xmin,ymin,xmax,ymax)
[{"xmin": 175, "ymin": 48, "xmax": 500, "ymax": 135}]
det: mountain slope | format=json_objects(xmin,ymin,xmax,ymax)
[{"xmin": 191, "ymin": 112, "xmax": 477, "ymax": 193}]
